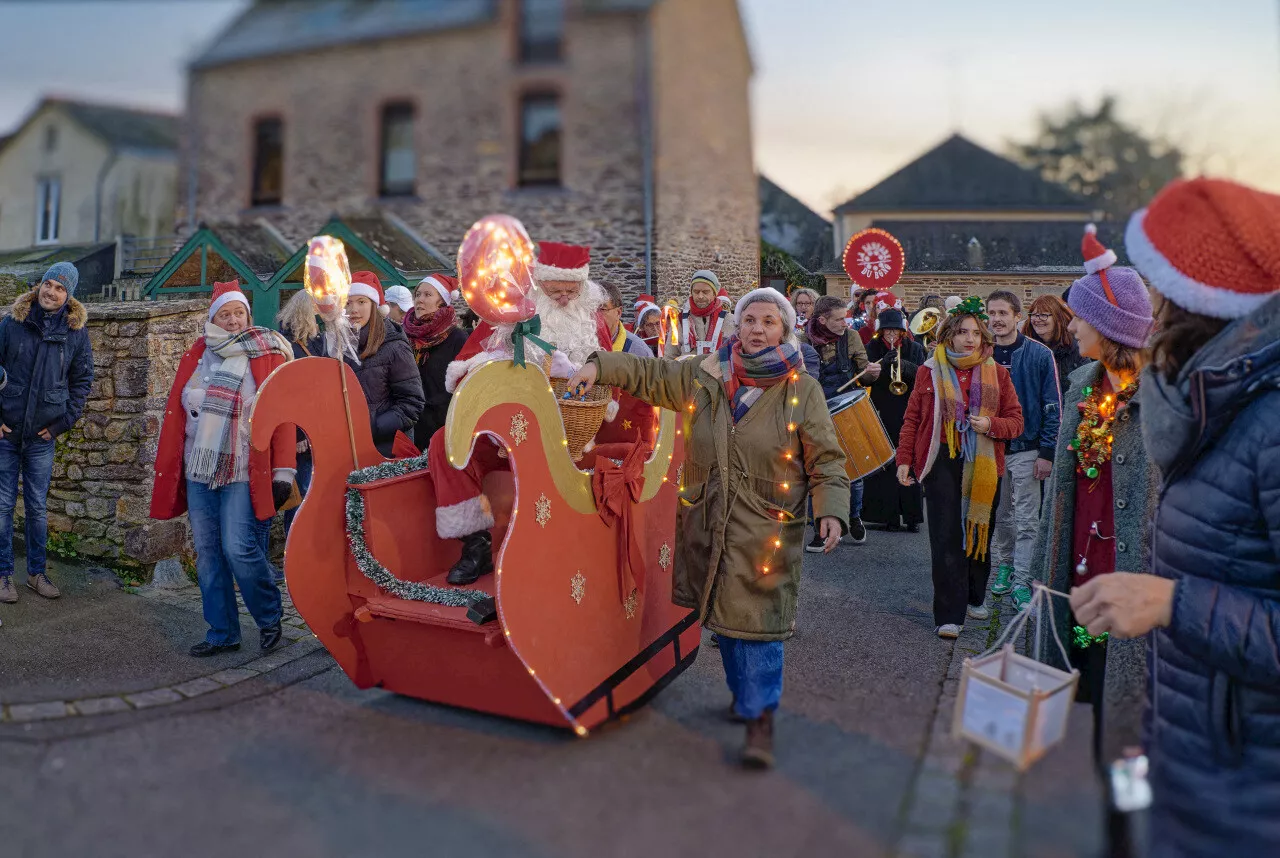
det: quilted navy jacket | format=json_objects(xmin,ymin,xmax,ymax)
[{"xmin": 1141, "ymin": 296, "xmax": 1280, "ymax": 857}]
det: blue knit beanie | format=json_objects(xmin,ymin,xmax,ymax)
[{"xmin": 42, "ymin": 261, "xmax": 78, "ymax": 297}]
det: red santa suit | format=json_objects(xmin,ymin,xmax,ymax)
[{"xmin": 428, "ymin": 243, "xmax": 635, "ymax": 539}]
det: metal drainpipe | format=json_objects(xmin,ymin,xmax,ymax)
[
  {"xmin": 93, "ymin": 151, "xmax": 118, "ymax": 242},
  {"xmin": 639, "ymin": 16, "xmax": 654, "ymax": 300}
]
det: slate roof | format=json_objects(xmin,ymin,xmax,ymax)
[
  {"xmin": 342, "ymin": 213, "xmax": 453, "ymax": 277},
  {"xmin": 834, "ymin": 134, "xmax": 1090, "ymax": 215},
  {"xmin": 759, "ymin": 176, "xmax": 833, "ymax": 272},
  {"xmin": 208, "ymin": 222, "xmax": 294, "ymax": 277},
  {"xmin": 191, "ymin": 0, "xmax": 659, "ymax": 70},
  {"xmin": 55, "ymin": 99, "xmax": 179, "ymax": 153}
]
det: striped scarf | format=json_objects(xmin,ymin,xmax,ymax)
[
  {"xmin": 719, "ymin": 338, "xmax": 803, "ymax": 423},
  {"xmin": 187, "ymin": 323, "xmax": 292, "ymax": 489},
  {"xmin": 932, "ymin": 343, "xmax": 1000, "ymax": 558}
]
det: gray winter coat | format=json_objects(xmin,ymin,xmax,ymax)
[{"xmin": 1030, "ymin": 361, "xmax": 1159, "ymax": 764}]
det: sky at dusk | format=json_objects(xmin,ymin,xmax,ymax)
[{"xmin": 2, "ymin": 0, "xmax": 1277, "ymax": 215}]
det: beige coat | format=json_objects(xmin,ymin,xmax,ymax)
[{"xmin": 594, "ymin": 350, "xmax": 850, "ymax": 640}]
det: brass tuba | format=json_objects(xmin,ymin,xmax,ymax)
[{"xmin": 910, "ymin": 307, "xmax": 941, "ymax": 338}]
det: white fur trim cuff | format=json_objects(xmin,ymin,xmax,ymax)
[
  {"xmin": 604, "ymin": 399, "xmax": 620, "ymax": 421},
  {"xmin": 534, "ymin": 262, "xmax": 589, "ymax": 283},
  {"xmin": 209, "ymin": 291, "xmax": 250, "ymax": 318},
  {"xmin": 1125, "ymin": 209, "xmax": 1270, "ymax": 320},
  {"xmin": 445, "ymin": 350, "xmax": 505, "ymax": 394},
  {"xmin": 435, "ymin": 495, "xmax": 495, "ymax": 540}
]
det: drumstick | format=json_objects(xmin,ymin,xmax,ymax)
[{"xmin": 834, "ymin": 365, "xmax": 874, "ymax": 394}]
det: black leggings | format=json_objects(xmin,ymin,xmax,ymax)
[{"xmin": 923, "ymin": 452, "xmax": 1002, "ymax": 626}]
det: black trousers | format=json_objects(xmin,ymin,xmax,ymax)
[{"xmin": 923, "ymin": 451, "xmax": 1002, "ymax": 626}]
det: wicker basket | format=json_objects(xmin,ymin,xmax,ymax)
[{"xmin": 550, "ymin": 377, "xmax": 613, "ymax": 461}]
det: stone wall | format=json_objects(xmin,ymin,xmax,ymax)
[
  {"xmin": 650, "ymin": 0, "xmax": 759, "ymax": 302},
  {"xmin": 822, "ymin": 270, "xmax": 1078, "ymax": 310},
  {"xmin": 18, "ymin": 300, "xmax": 207, "ymax": 573},
  {"xmin": 183, "ymin": 1, "xmax": 758, "ymax": 310}
]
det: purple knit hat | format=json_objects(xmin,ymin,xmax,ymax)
[{"xmin": 1067, "ymin": 225, "xmax": 1153, "ymax": 348}]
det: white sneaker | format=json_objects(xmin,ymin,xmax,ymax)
[
  {"xmin": 966, "ymin": 604, "xmax": 991, "ymax": 620},
  {"xmin": 937, "ymin": 623, "xmax": 963, "ymax": 639}
]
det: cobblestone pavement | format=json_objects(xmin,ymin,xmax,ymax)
[{"xmin": 0, "ymin": 527, "xmax": 1102, "ymax": 858}]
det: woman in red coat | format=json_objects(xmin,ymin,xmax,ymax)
[
  {"xmin": 896, "ymin": 297, "xmax": 1023, "ymax": 639},
  {"xmin": 151, "ymin": 281, "xmax": 297, "ymax": 657}
]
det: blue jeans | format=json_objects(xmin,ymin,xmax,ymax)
[
  {"xmin": 0, "ymin": 437, "xmax": 56, "ymax": 580},
  {"xmin": 186, "ymin": 479, "xmax": 282, "ymax": 645},
  {"xmin": 808, "ymin": 478, "xmax": 863, "ymax": 523},
  {"xmin": 719, "ymin": 636, "xmax": 784, "ymax": 720}
]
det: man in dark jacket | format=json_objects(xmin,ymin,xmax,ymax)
[
  {"xmin": 800, "ymin": 295, "xmax": 876, "ymax": 545},
  {"xmin": 985, "ymin": 290, "xmax": 1060, "ymax": 610},
  {"xmin": 0, "ymin": 262, "xmax": 93, "ymax": 603}
]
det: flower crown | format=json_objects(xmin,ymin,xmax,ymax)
[{"xmin": 948, "ymin": 295, "xmax": 988, "ymax": 320}]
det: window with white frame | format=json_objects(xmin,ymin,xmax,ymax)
[{"xmin": 35, "ymin": 177, "xmax": 60, "ymax": 244}]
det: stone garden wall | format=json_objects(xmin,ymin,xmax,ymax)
[{"xmin": 13, "ymin": 299, "xmax": 207, "ymax": 575}]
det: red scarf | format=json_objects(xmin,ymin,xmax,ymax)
[
  {"xmin": 402, "ymin": 306, "xmax": 457, "ymax": 356},
  {"xmin": 687, "ymin": 296, "xmax": 719, "ymax": 318},
  {"xmin": 805, "ymin": 313, "xmax": 840, "ymax": 347}
]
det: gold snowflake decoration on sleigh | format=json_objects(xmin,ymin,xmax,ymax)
[
  {"xmin": 510, "ymin": 410, "xmax": 529, "ymax": 446},
  {"xmin": 534, "ymin": 493, "xmax": 551, "ymax": 528},
  {"xmin": 571, "ymin": 572, "xmax": 586, "ymax": 605},
  {"xmin": 658, "ymin": 543, "xmax": 671, "ymax": 570},
  {"xmin": 624, "ymin": 588, "xmax": 638, "ymax": 619}
]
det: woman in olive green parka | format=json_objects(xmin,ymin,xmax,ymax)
[{"xmin": 569, "ymin": 287, "xmax": 849, "ymax": 769}]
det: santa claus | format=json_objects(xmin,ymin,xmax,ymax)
[{"xmin": 426, "ymin": 241, "xmax": 651, "ymax": 585}]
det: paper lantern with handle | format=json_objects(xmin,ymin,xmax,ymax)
[
  {"xmin": 952, "ymin": 585, "xmax": 1079, "ymax": 771},
  {"xmin": 458, "ymin": 214, "xmax": 537, "ymax": 327}
]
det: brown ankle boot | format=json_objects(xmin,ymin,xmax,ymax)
[{"xmin": 741, "ymin": 710, "xmax": 775, "ymax": 769}]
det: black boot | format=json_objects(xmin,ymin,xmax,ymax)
[{"xmin": 447, "ymin": 531, "xmax": 493, "ymax": 585}]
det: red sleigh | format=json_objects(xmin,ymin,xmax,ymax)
[{"xmin": 249, "ymin": 356, "xmax": 698, "ymax": 733}]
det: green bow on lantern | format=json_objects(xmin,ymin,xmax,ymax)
[{"xmin": 510, "ymin": 314, "xmax": 555, "ymax": 368}]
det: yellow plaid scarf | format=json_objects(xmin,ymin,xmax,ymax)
[{"xmin": 933, "ymin": 344, "xmax": 1000, "ymax": 558}]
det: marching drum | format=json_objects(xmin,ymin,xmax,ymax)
[{"xmin": 827, "ymin": 389, "xmax": 896, "ymax": 481}]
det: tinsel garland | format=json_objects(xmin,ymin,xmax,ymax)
[
  {"xmin": 1073, "ymin": 625, "xmax": 1109, "ymax": 650},
  {"xmin": 344, "ymin": 454, "xmax": 492, "ymax": 608}
]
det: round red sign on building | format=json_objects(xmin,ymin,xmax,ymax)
[{"xmin": 842, "ymin": 228, "xmax": 905, "ymax": 291}]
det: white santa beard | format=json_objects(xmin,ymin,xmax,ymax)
[{"xmin": 536, "ymin": 290, "xmax": 602, "ymax": 367}]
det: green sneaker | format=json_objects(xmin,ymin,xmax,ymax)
[
  {"xmin": 991, "ymin": 564, "xmax": 1014, "ymax": 596},
  {"xmin": 1011, "ymin": 584, "xmax": 1032, "ymax": 611}
]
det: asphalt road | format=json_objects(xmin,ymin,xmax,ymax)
[{"xmin": 0, "ymin": 524, "xmax": 1102, "ymax": 858}]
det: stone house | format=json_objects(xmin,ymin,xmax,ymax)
[
  {"xmin": 183, "ymin": 0, "xmax": 758, "ymax": 305},
  {"xmin": 0, "ymin": 98, "xmax": 179, "ymax": 255},
  {"xmin": 824, "ymin": 134, "xmax": 1100, "ymax": 307}
]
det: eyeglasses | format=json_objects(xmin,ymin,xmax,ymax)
[{"xmin": 1029, "ymin": 313, "xmax": 1053, "ymax": 321}]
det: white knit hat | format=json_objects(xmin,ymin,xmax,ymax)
[{"xmin": 734, "ymin": 287, "xmax": 797, "ymax": 342}]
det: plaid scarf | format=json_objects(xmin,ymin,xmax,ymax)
[
  {"xmin": 402, "ymin": 305, "xmax": 457, "ymax": 356},
  {"xmin": 187, "ymin": 324, "xmax": 292, "ymax": 489},
  {"xmin": 932, "ymin": 343, "xmax": 1000, "ymax": 558},
  {"xmin": 719, "ymin": 338, "xmax": 803, "ymax": 422}
]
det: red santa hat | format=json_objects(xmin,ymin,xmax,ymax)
[
  {"xmin": 633, "ymin": 293, "xmax": 661, "ymax": 326},
  {"xmin": 418, "ymin": 273, "xmax": 458, "ymax": 306},
  {"xmin": 1125, "ymin": 178, "xmax": 1280, "ymax": 319},
  {"xmin": 209, "ymin": 280, "xmax": 250, "ymax": 319},
  {"xmin": 534, "ymin": 241, "xmax": 590, "ymax": 283},
  {"xmin": 716, "ymin": 286, "xmax": 732, "ymax": 308},
  {"xmin": 1081, "ymin": 224, "xmax": 1118, "ymax": 275},
  {"xmin": 350, "ymin": 271, "xmax": 390, "ymax": 316}
]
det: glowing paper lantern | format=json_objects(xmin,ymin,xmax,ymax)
[
  {"xmin": 457, "ymin": 214, "xmax": 537, "ymax": 326},
  {"xmin": 304, "ymin": 236, "xmax": 352, "ymax": 315}
]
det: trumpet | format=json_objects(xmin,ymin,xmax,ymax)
[
  {"xmin": 889, "ymin": 347, "xmax": 908, "ymax": 396},
  {"xmin": 910, "ymin": 307, "xmax": 941, "ymax": 338}
]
